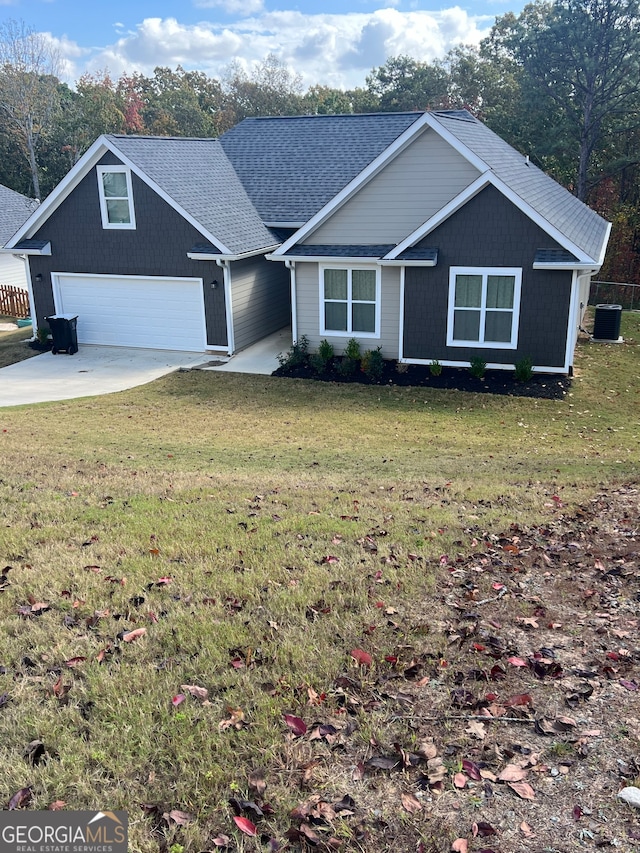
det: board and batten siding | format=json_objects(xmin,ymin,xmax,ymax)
[
  {"xmin": 305, "ymin": 128, "xmax": 480, "ymax": 246},
  {"xmin": 230, "ymin": 255, "xmax": 290, "ymax": 352},
  {"xmin": 295, "ymin": 261, "xmax": 401, "ymax": 358}
]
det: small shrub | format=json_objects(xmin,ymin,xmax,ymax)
[
  {"xmin": 361, "ymin": 347, "xmax": 385, "ymax": 380},
  {"xmin": 337, "ymin": 356, "xmax": 358, "ymax": 377},
  {"xmin": 469, "ymin": 355, "xmax": 487, "ymax": 379},
  {"xmin": 309, "ymin": 338, "xmax": 335, "ymax": 375},
  {"xmin": 277, "ymin": 335, "xmax": 309, "ymax": 369},
  {"xmin": 36, "ymin": 326, "xmax": 50, "ymax": 345},
  {"xmin": 514, "ymin": 356, "xmax": 534, "ymax": 382},
  {"xmin": 344, "ymin": 338, "xmax": 361, "ymax": 361},
  {"xmin": 429, "ymin": 359, "xmax": 442, "ymax": 377}
]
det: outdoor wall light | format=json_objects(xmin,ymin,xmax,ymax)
[
  {"xmin": 34, "ymin": 273, "xmax": 43, "ymax": 282},
  {"xmin": 210, "ymin": 279, "xmax": 219, "ymax": 289}
]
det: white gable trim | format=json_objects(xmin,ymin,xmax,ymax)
[
  {"xmin": 385, "ymin": 175, "xmax": 491, "ymax": 259},
  {"xmin": 384, "ymin": 172, "xmax": 595, "ymax": 265},
  {"xmin": 5, "ymin": 135, "xmax": 232, "ymax": 255},
  {"xmin": 272, "ymin": 113, "xmax": 432, "ymax": 257}
]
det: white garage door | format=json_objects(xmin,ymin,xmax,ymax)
[{"xmin": 53, "ymin": 273, "xmax": 206, "ymax": 351}]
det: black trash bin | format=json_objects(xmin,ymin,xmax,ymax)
[
  {"xmin": 46, "ymin": 314, "xmax": 78, "ymax": 354},
  {"xmin": 593, "ymin": 304, "xmax": 622, "ymax": 341}
]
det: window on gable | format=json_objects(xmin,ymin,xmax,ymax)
[
  {"xmin": 447, "ymin": 267, "xmax": 521, "ymax": 349},
  {"xmin": 321, "ymin": 266, "xmax": 379, "ymax": 337},
  {"xmin": 97, "ymin": 166, "xmax": 136, "ymax": 229}
]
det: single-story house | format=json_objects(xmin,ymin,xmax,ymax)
[
  {"xmin": 3, "ymin": 110, "xmax": 610, "ymax": 373},
  {"xmin": 0, "ymin": 184, "xmax": 39, "ymax": 294}
]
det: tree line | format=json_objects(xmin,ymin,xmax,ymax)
[{"xmin": 1, "ymin": 0, "xmax": 638, "ymax": 282}]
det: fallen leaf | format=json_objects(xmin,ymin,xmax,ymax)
[
  {"xmin": 248, "ymin": 769, "xmax": 266, "ymax": 797},
  {"xmin": 519, "ymin": 821, "xmax": 535, "ymax": 837},
  {"xmin": 164, "ymin": 809, "xmax": 194, "ymax": 826},
  {"xmin": 283, "ymin": 714, "xmax": 307, "ymax": 736},
  {"xmin": 401, "ymin": 792, "xmax": 422, "ymax": 814},
  {"xmin": 453, "ymin": 772, "xmax": 467, "ymax": 789},
  {"xmin": 350, "ymin": 648, "xmax": 372, "ymax": 668},
  {"xmin": 466, "ymin": 720, "xmax": 486, "ymax": 740},
  {"xmin": 48, "ymin": 801, "xmax": 66, "ymax": 811},
  {"xmin": 507, "ymin": 781, "xmax": 536, "ymax": 800},
  {"xmin": 233, "ymin": 816, "xmax": 257, "ymax": 836},
  {"xmin": 504, "ymin": 692, "xmax": 533, "ymax": 707},
  {"xmin": 498, "ymin": 765, "xmax": 528, "ymax": 782},
  {"xmin": 212, "ymin": 834, "xmax": 231, "ymax": 847},
  {"xmin": 452, "ymin": 840, "xmax": 469, "ymax": 853},
  {"xmin": 507, "ymin": 656, "xmax": 528, "ymax": 667},
  {"xmin": 462, "ymin": 759, "xmax": 481, "ymax": 781},
  {"xmin": 8, "ymin": 787, "xmax": 32, "ymax": 810},
  {"xmin": 180, "ymin": 684, "xmax": 209, "ymax": 701},
  {"xmin": 121, "ymin": 627, "xmax": 147, "ymax": 643},
  {"xmin": 172, "ymin": 694, "xmax": 185, "ymax": 707}
]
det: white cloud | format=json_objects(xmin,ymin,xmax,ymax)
[
  {"xmin": 56, "ymin": 7, "xmax": 492, "ymax": 91},
  {"xmin": 194, "ymin": 0, "xmax": 264, "ymax": 13}
]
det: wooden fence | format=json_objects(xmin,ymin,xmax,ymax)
[{"xmin": 0, "ymin": 285, "xmax": 29, "ymax": 319}]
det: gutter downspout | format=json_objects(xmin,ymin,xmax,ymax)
[
  {"xmin": 17, "ymin": 254, "xmax": 36, "ymax": 340},
  {"xmin": 285, "ymin": 259, "xmax": 297, "ymax": 344},
  {"xmin": 215, "ymin": 258, "xmax": 234, "ymax": 356}
]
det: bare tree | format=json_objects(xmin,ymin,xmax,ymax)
[{"xmin": 0, "ymin": 19, "xmax": 61, "ymax": 199}]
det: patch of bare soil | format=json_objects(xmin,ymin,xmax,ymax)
[{"xmin": 266, "ymin": 486, "xmax": 640, "ymax": 852}]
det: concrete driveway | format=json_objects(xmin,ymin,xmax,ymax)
[{"xmin": 0, "ymin": 346, "xmax": 208, "ymax": 407}]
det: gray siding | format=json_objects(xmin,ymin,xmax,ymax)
[
  {"xmin": 306, "ymin": 128, "xmax": 479, "ymax": 246},
  {"xmin": 295, "ymin": 261, "xmax": 401, "ymax": 358},
  {"xmin": 230, "ymin": 255, "xmax": 290, "ymax": 352},
  {"xmin": 28, "ymin": 151, "xmax": 227, "ymax": 348},
  {"xmin": 403, "ymin": 185, "xmax": 573, "ymax": 369}
]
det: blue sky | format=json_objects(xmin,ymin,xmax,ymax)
[{"xmin": 1, "ymin": 0, "xmax": 528, "ymax": 89}]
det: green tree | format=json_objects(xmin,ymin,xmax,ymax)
[
  {"xmin": 222, "ymin": 55, "xmax": 304, "ymax": 122},
  {"xmin": 365, "ymin": 55, "xmax": 448, "ymax": 112},
  {"xmin": 0, "ymin": 18, "xmax": 61, "ymax": 198},
  {"xmin": 493, "ymin": 0, "xmax": 640, "ymax": 200}
]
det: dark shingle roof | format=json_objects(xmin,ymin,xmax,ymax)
[
  {"xmin": 283, "ymin": 243, "xmax": 395, "ymax": 258},
  {"xmin": 106, "ymin": 135, "xmax": 278, "ymax": 255},
  {"xmin": 534, "ymin": 248, "xmax": 580, "ymax": 265},
  {"xmin": 219, "ymin": 113, "xmax": 423, "ymax": 224},
  {"xmin": 397, "ymin": 247, "xmax": 438, "ymax": 262},
  {"xmin": 0, "ymin": 185, "xmax": 38, "ymax": 246},
  {"xmin": 430, "ymin": 111, "xmax": 609, "ymax": 263}
]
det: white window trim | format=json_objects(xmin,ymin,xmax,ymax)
[
  {"xmin": 319, "ymin": 263, "xmax": 381, "ymax": 338},
  {"xmin": 97, "ymin": 165, "xmax": 136, "ymax": 230},
  {"xmin": 446, "ymin": 266, "xmax": 522, "ymax": 350}
]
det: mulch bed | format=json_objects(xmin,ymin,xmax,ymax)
[{"xmin": 273, "ymin": 360, "xmax": 572, "ymax": 400}]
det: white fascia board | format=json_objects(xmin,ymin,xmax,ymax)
[
  {"xmin": 269, "ymin": 255, "xmax": 385, "ymax": 264},
  {"xmin": 423, "ymin": 112, "xmax": 490, "ymax": 174},
  {"xmin": 272, "ymin": 113, "xmax": 432, "ymax": 257},
  {"xmin": 385, "ymin": 175, "xmax": 491, "ymax": 259},
  {"xmin": 533, "ymin": 262, "xmax": 600, "ymax": 271},
  {"xmin": 488, "ymin": 172, "xmax": 594, "ymax": 264},
  {"xmin": 188, "ymin": 245, "xmax": 280, "ymax": 262},
  {"xmin": 5, "ymin": 136, "xmax": 111, "ymax": 248},
  {"xmin": 0, "ymin": 242, "xmax": 51, "ymax": 255},
  {"xmin": 379, "ymin": 258, "xmax": 437, "ymax": 267},
  {"xmin": 597, "ymin": 221, "xmax": 613, "ymax": 266},
  {"xmin": 105, "ymin": 140, "xmax": 232, "ymax": 255}
]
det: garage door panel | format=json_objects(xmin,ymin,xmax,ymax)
[{"xmin": 54, "ymin": 274, "xmax": 206, "ymax": 351}]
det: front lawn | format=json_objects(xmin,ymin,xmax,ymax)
[
  {"xmin": 0, "ymin": 313, "xmax": 638, "ymax": 852},
  {"xmin": 0, "ymin": 317, "xmax": 38, "ymax": 369}
]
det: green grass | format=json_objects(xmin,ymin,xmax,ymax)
[
  {"xmin": 0, "ymin": 312, "xmax": 638, "ymax": 851},
  {"xmin": 0, "ymin": 317, "xmax": 38, "ymax": 368}
]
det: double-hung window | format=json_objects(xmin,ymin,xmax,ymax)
[
  {"xmin": 321, "ymin": 266, "xmax": 379, "ymax": 337},
  {"xmin": 447, "ymin": 267, "xmax": 521, "ymax": 349},
  {"xmin": 97, "ymin": 166, "xmax": 136, "ymax": 229}
]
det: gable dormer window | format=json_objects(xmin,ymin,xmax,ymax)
[{"xmin": 97, "ymin": 166, "xmax": 136, "ymax": 229}]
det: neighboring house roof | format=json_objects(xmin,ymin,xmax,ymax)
[
  {"xmin": 219, "ymin": 112, "xmax": 423, "ymax": 225},
  {"xmin": 106, "ymin": 135, "xmax": 278, "ymax": 255},
  {"xmin": 428, "ymin": 110, "xmax": 609, "ymax": 264},
  {"xmin": 0, "ymin": 184, "xmax": 38, "ymax": 247}
]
